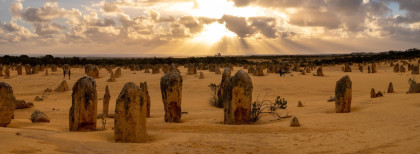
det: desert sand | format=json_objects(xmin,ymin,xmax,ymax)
[{"xmin": 0, "ymin": 62, "xmax": 419, "ymax": 153}]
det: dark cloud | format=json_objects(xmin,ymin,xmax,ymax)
[
  {"xmin": 389, "ymin": 0, "xmax": 420, "ymax": 23},
  {"xmin": 232, "ymin": 0, "xmax": 252, "ymax": 7},
  {"xmin": 249, "ymin": 17, "xmax": 277, "ymax": 38},
  {"xmin": 219, "ymin": 15, "xmax": 281, "ymax": 38},
  {"xmin": 4, "ymin": 0, "xmax": 420, "ymax": 48},
  {"xmin": 179, "ymin": 16, "xmax": 203, "ymax": 34},
  {"xmin": 33, "ymin": 22, "xmax": 65, "ymax": 36},
  {"xmin": 1, "ymin": 21, "xmax": 20, "ymax": 32},
  {"xmin": 169, "ymin": 23, "xmax": 190, "ymax": 38},
  {"xmin": 289, "ymin": 10, "xmax": 341, "ymax": 29},
  {"xmin": 219, "ymin": 15, "xmax": 255, "ymax": 37}
]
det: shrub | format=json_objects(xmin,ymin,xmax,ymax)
[
  {"xmin": 208, "ymin": 83, "xmax": 220, "ymax": 107},
  {"xmin": 250, "ymin": 96, "xmax": 290, "ymax": 123}
]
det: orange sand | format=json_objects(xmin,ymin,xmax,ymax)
[{"xmin": 0, "ymin": 62, "xmax": 419, "ymax": 153}]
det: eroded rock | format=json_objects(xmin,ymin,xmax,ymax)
[
  {"xmin": 69, "ymin": 76, "xmax": 98, "ymax": 131},
  {"xmin": 160, "ymin": 66, "xmax": 183, "ymax": 123},
  {"xmin": 31, "ymin": 110, "xmax": 50, "ymax": 123},
  {"xmin": 224, "ymin": 70, "xmax": 253, "ymax": 125},
  {"xmin": 115, "ymin": 82, "xmax": 147, "ymax": 143},
  {"xmin": 0, "ymin": 82, "xmax": 15, "ymax": 127},
  {"xmin": 55, "ymin": 80, "xmax": 70, "ymax": 92},
  {"xmin": 335, "ymin": 75, "xmax": 352, "ymax": 113}
]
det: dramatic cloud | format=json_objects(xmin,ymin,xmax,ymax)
[{"xmin": 0, "ymin": 0, "xmax": 419, "ymax": 55}]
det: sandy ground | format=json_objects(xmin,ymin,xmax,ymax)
[{"xmin": 0, "ymin": 61, "xmax": 419, "ymax": 154}]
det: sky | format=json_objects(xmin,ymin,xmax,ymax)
[{"xmin": 0, "ymin": 0, "xmax": 419, "ymax": 56}]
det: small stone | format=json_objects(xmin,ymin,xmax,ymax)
[
  {"xmin": 387, "ymin": 82, "xmax": 394, "ymax": 93},
  {"xmin": 55, "ymin": 80, "xmax": 69, "ymax": 92},
  {"xmin": 34, "ymin": 96, "xmax": 43, "ymax": 101},
  {"xmin": 115, "ymin": 68, "xmax": 122, "ymax": 78},
  {"xmin": 370, "ymin": 88, "xmax": 376, "ymax": 98},
  {"xmin": 199, "ymin": 72, "xmax": 204, "ymax": 79},
  {"xmin": 327, "ymin": 96, "xmax": 336, "ymax": 102},
  {"xmin": 297, "ymin": 101, "xmax": 303, "ymax": 107},
  {"xmin": 107, "ymin": 71, "xmax": 116, "ymax": 82},
  {"xmin": 376, "ymin": 91, "xmax": 383, "ymax": 97},
  {"xmin": 15, "ymin": 100, "xmax": 34, "ymax": 109},
  {"xmin": 290, "ymin": 117, "xmax": 300, "ymax": 127},
  {"xmin": 44, "ymin": 88, "xmax": 52, "ymax": 92},
  {"xmin": 316, "ymin": 67, "xmax": 324, "ymax": 76},
  {"xmin": 30, "ymin": 110, "xmax": 50, "ymax": 123},
  {"xmin": 407, "ymin": 80, "xmax": 420, "ymax": 93}
]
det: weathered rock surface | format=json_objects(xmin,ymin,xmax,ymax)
[
  {"xmin": 224, "ymin": 70, "xmax": 253, "ymax": 125},
  {"xmin": 371, "ymin": 88, "xmax": 376, "ymax": 98},
  {"xmin": 199, "ymin": 72, "xmax": 205, "ymax": 79},
  {"xmin": 107, "ymin": 71, "xmax": 116, "ymax": 82},
  {"xmin": 387, "ymin": 82, "xmax": 394, "ymax": 93},
  {"xmin": 140, "ymin": 82, "xmax": 151, "ymax": 118},
  {"xmin": 335, "ymin": 75, "xmax": 352, "ymax": 113},
  {"xmin": 69, "ymin": 76, "xmax": 98, "ymax": 131},
  {"xmin": 31, "ymin": 110, "xmax": 50, "ymax": 123},
  {"xmin": 217, "ymin": 68, "xmax": 231, "ymax": 108},
  {"xmin": 115, "ymin": 82, "xmax": 147, "ymax": 143},
  {"xmin": 0, "ymin": 82, "xmax": 15, "ymax": 127},
  {"xmin": 407, "ymin": 81, "xmax": 420, "ymax": 93},
  {"xmin": 85, "ymin": 65, "xmax": 99, "ymax": 78},
  {"xmin": 115, "ymin": 68, "xmax": 122, "ymax": 78},
  {"xmin": 412, "ymin": 65, "xmax": 419, "ymax": 74},
  {"xmin": 55, "ymin": 80, "xmax": 70, "ymax": 92},
  {"xmin": 103, "ymin": 85, "xmax": 110, "ymax": 115},
  {"xmin": 160, "ymin": 66, "xmax": 183, "ymax": 123},
  {"xmin": 15, "ymin": 100, "xmax": 34, "ymax": 109},
  {"xmin": 290, "ymin": 117, "xmax": 300, "ymax": 127},
  {"xmin": 316, "ymin": 67, "xmax": 324, "ymax": 76},
  {"xmin": 297, "ymin": 101, "xmax": 303, "ymax": 107}
]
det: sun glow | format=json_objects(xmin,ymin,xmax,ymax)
[{"xmin": 192, "ymin": 23, "xmax": 236, "ymax": 44}]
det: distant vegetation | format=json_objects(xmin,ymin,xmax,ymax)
[{"xmin": 1, "ymin": 48, "xmax": 419, "ymax": 66}]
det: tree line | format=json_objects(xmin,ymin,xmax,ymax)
[{"xmin": 0, "ymin": 48, "xmax": 419, "ymax": 66}]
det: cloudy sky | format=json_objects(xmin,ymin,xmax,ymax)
[{"xmin": 0, "ymin": 0, "xmax": 419, "ymax": 56}]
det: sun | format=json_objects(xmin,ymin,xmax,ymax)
[
  {"xmin": 188, "ymin": 0, "xmax": 265, "ymax": 44},
  {"xmin": 192, "ymin": 23, "xmax": 236, "ymax": 44}
]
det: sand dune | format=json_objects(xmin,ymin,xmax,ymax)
[{"xmin": 0, "ymin": 62, "xmax": 419, "ymax": 153}]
